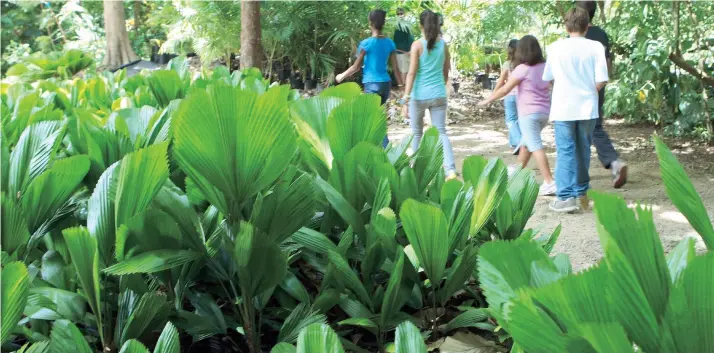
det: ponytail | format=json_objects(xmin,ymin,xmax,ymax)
[{"xmin": 420, "ymin": 10, "xmax": 440, "ymax": 51}]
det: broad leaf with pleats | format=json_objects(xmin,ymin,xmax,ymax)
[
  {"xmin": 49, "ymin": 320, "xmax": 93, "ymax": 353},
  {"xmin": 400, "ymin": 199, "xmax": 450, "ymax": 286},
  {"xmin": 174, "ymin": 84, "xmax": 296, "ymax": 221},
  {"xmin": 395, "ymin": 321, "xmax": 426, "ymax": 353},
  {"xmin": 296, "ymin": 323, "xmax": 345, "ymax": 353},
  {"xmin": 326, "ymin": 93, "xmax": 386, "ymax": 162},
  {"xmin": 234, "ymin": 222, "xmax": 288, "ymax": 298},
  {"xmin": 1, "ymin": 261, "xmax": 30, "ymax": 344},
  {"xmin": 7, "ymin": 120, "xmax": 64, "ymax": 197}
]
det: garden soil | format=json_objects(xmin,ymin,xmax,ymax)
[{"xmin": 387, "ymin": 82, "xmax": 714, "ymax": 271}]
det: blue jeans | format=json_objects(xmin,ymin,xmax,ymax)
[
  {"xmin": 554, "ymin": 119, "xmax": 597, "ymax": 200},
  {"xmin": 364, "ymin": 82, "xmax": 391, "ymax": 148},
  {"xmin": 409, "ymin": 97, "xmax": 456, "ymax": 173},
  {"xmin": 504, "ymin": 95, "xmax": 521, "ymax": 148}
]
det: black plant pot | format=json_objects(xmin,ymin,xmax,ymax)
[
  {"xmin": 278, "ymin": 69, "xmax": 291, "ymax": 82},
  {"xmin": 489, "ymin": 78, "xmax": 498, "ymax": 90},
  {"xmin": 305, "ymin": 78, "xmax": 317, "ymax": 90},
  {"xmin": 290, "ymin": 76, "xmax": 304, "ymax": 89},
  {"xmin": 157, "ymin": 53, "xmax": 177, "ymax": 65},
  {"xmin": 150, "ymin": 45, "xmax": 160, "ymax": 63},
  {"xmin": 452, "ymin": 82, "xmax": 460, "ymax": 94}
]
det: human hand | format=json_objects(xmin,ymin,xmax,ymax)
[
  {"xmin": 402, "ymin": 103, "xmax": 409, "ymax": 118},
  {"xmin": 477, "ymin": 100, "xmax": 489, "ymax": 106},
  {"xmin": 336, "ymin": 73, "xmax": 345, "ymax": 83}
]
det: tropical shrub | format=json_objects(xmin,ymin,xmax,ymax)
[
  {"xmin": 478, "ymin": 136, "xmax": 714, "ymax": 353},
  {"xmin": 1, "ymin": 55, "xmax": 552, "ymax": 352}
]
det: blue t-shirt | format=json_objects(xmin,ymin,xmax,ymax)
[{"xmin": 358, "ymin": 37, "xmax": 396, "ymax": 83}]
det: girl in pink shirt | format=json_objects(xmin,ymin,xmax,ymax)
[{"xmin": 478, "ymin": 35, "xmax": 556, "ymax": 196}]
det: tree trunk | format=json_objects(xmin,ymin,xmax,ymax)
[
  {"xmin": 133, "ymin": 0, "xmax": 142, "ymax": 32},
  {"xmin": 240, "ymin": 0, "xmax": 263, "ymax": 71},
  {"xmin": 102, "ymin": 0, "xmax": 138, "ymax": 70}
]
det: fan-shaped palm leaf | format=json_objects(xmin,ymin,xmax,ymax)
[
  {"xmin": 173, "ymin": 84, "xmax": 297, "ymax": 221},
  {"xmin": 296, "ymin": 323, "xmax": 345, "ymax": 353},
  {"xmin": 1, "ymin": 262, "xmax": 30, "ymax": 344}
]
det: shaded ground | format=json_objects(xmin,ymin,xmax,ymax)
[{"xmin": 388, "ymin": 82, "xmax": 714, "ymax": 271}]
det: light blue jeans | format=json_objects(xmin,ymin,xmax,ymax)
[
  {"xmin": 504, "ymin": 95, "xmax": 521, "ymax": 148},
  {"xmin": 409, "ymin": 97, "xmax": 456, "ymax": 173},
  {"xmin": 554, "ymin": 119, "xmax": 597, "ymax": 200},
  {"xmin": 518, "ymin": 113, "xmax": 549, "ymax": 152}
]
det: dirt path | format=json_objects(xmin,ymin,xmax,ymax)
[{"xmin": 388, "ymin": 85, "xmax": 714, "ymax": 271}]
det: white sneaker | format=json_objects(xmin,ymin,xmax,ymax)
[
  {"xmin": 549, "ymin": 198, "xmax": 578, "ymax": 213},
  {"xmin": 507, "ymin": 164, "xmax": 519, "ymax": 178},
  {"xmin": 539, "ymin": 181, "xmax": 557, "ymax": 196}
]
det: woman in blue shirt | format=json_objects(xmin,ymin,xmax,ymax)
[
  {"xmin": 401, "ymin": 10, "xmax": 457, "ymax": 180},
  {"xmin": 336, "ymin": 9, "xmax": 404, "ymax": 147}
]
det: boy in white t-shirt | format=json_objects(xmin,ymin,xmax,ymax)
[{"xmin": 542, "ymin": 7, "xmax": 609, "ymax": 213}]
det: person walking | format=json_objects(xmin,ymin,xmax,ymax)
[
  {"xmin": 478, "ymin": 35, "xmax": 556, "ymax": 196},
  {"xmin": 577, "ymin": 0, "xmax": 628, "ymax": 188},
  {"xmin": 491, "ymin": 39, "xmax": 521, "ymax": 155},
  {"xmin": 336, "ymin": 9, "xmax": 403, "ymax": 148},
  {"xmin": 400, "ymin": 9, "xmax": 457, "ymax": 180},
  {"xmin": 543, "ymin": 7, "xmax": 609, "ymax": 212},
  {"xmin": 393, "ymin": 7, "xmax": 413, "ymax": 83}
]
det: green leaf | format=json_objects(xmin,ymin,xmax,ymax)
[
  {"xmin": 665, "ymin": 237, "xmax": 696, "ymax": 283},
  {"xmin": 279, "ymin": 303, "xmax": 327, "ymax": 343},
  {"xmin": 174, "ymin": 84, "xmax": 296, "ymax": 220},
  {"xmin": 1, "ymin": 261, "xmax": 30, "ymax": 344},
  {"xmin": 49, "ymin": 320, "xmax": 93, "ymax": 353},
  {"xmin": 280, "ymin": 271, "xmax": 311, "ymax": 304},
  {"xmin": 380, "ymin": 250, "xmax": 408, "ymax": 327},
  {"xmin": 591, "ymin": 191, "xmax": 668, "ymax": 350},
  {"xmin": 315, "ymin": 178, "xmax": 366, "ymax": 236},
  {"xmin": 26, "ymin": 287, "xmax": 86, "ymax": 322},
  {"xmin": 8, "ymin": 121, "xmax": 64, "ymax": 197},
  {"xmin": 443, "ymin": 308, "xmax": 489, "ymax": 332},
  {"xmin": 327, "ymin": 250, "xmax": 373, "ymax": 311},
  {"xmin": 395, "ymin": 321, "xmax": 426, "ymax": 353},
  {"xmin": 400, "ymin": 199, "xmax": 450, "ymax": 285},
  {"xmin": 292, "ymin": 227, "xmax": 339, "ymax": 255},
  {"xmin": 1, "ymin": 195, "xmax": 30, "ymax": 256},
  {"xmin": 290, "ymin": 95, "xmax": 343, "ymax": 176},
  {"xmin": 320, "ymin": 82, "xmax": 362, "ymax": 99},
  {"xmin": 469, "ymin": 158, "xmax": 508, "ymax": 236},
  {"xmin": 654, "ymin": 136, "xmax": 714, "ymax": 249},
  {"xmin": 326, "ymin": 93, "xmax": 386, "ymax": 161},
  {"xmin": 412, "ymin": 128, "xmax": 444, "ymax": 193},
  {"xmin": 296, "ymin": 323, "xmax": 345, "ymax": 353},
  {"xmin": 436, "ymin": 331, "xmax": 504, "ymax": 353},
  {"xmin": 338, "ymin": 317, "xmax": 379, "ymax": 335},
  {"xmin": 271, "ymin": 343, "xmax": 297, "ymax": 353},
  {"xmin": 21, "ymin": 155, "xmax": 90, "ymax": 233},
  {"xmin": 440, "ymin": 244, "xmax": 479, "ymax": 304},
  {"xmin": 579, "ymin": 323, "xmax": 635, "ymax": 353},
  {"xmin": 119, "ymin": 339, "xmax": 151, "ymax": 353},
  {"xmin": 16, "ymin": 341, "xmax": 50, "ymax": 353},
  {"xmin": 62, "ymin": 227, "xmax": 103, "ymax": 336},
  {"xmin": 677, "ymin": 252, "xmax": 714, "ymax": 352},
  {"xmin": 235, "ymin": 222, "xmax": 288, "ymax": 297},
  {"xmin": 147, "ymin": 70, "xmax": 186, "ymax": 107},
  {"xmin": 121, "ymin": 293, "xmax": 170, "ymax": 345},
  {"xmin": 104, "ymin": 250, "xmax": 203, "ymax": 275}
]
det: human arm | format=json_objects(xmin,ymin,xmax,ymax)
[
  {"xmin": 493, "ymin": 66, "xmax": 509, "ymax": 91},
  {"xmin": 478, "ymin": 73, "xmax": 521, "ymax": 105},
  {"xmin": 443, "ymin": 43, "xmax": 451, "ymax": 83},
  {"xmin": 401, "ymin": 40, "xmax": 421, "ymax": 100},
  {"xmin": 390, "ymin": 52, "xmax": 404, "ymax": 86},
  {"xmin": 336, "ymin": 49, "xmax": 366, "ymax": 83},
  {"xmin": 594, "ymin": 44, "xmax": 609, "ymax": 91}
]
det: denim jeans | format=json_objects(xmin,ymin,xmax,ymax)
[
  {"xmin": 409, "ymin": 97, "xmax": 456, "ymax": 173},
  {"xmin": 503, "ymin": 95, "xmax": 521, "ymax": 148},
  {"xmin": 364, "ymin": 82, "xmax": 391, "ymax": 148},
  {"xmin": 554, "ymin": 119, "xmax": 597, "ymax": 200}
]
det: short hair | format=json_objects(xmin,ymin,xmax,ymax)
[
  {"xmin": 576, "ymin": 1, "xmax": 597, "ymax": 22},
  {"xmin": 369, "ymin": 9, "xmax": 386, "ymax": 31},
  {"xmin": 564, "ymin": 7, "xmax": 590, "ymax": 33},
  {"xmin": 396, "ymin": 7, "xmax": 405, "ymax": 15}
]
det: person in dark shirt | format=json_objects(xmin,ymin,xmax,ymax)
[
  {"xmin": 577, "ymin": 0, "xmax": 628, "ymax": 188},
  {"xmin": 393, "ymin": 8, "xmax": 413, "ymax": 82}
]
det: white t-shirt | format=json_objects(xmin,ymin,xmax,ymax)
[{"xmin": 542, "ymin": 37, "xmax": 609, "ymax": 121}]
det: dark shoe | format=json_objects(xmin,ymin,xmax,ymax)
[{"xmin": 612, "ymin": 160, "xmax": 628, "ymax": 189}]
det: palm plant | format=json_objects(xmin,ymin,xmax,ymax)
[{"xmin": 478, "ymin": 136, "xmax": 714, "ymax": 353}]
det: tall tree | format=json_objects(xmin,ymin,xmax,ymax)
[
  {"xmin": 102, "ymin": 0, "xmax": 138, "ymax": 69},
  {"xmin": 134, "ymin": 0, "xmax": 142, "ymax": 32},
  {"xmin": 240, "ymin": 0, "xmax": 263, "ymax": 70}
]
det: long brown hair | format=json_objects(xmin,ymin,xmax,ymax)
[
  {"xmin": 514, "ymin": 35, "xmax": 545, "ymax": 66},
  {"xmin": 420, "ymin": 10, "xmax": 440, "ymax": 51},
  {"xmin": 507, "ymin": 39, "xmax": 519, "ymax": 70}
]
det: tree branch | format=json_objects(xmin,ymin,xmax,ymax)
[{"xmin": 668, "ymin": 52, "xmax": 714, "ymax": 87}]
